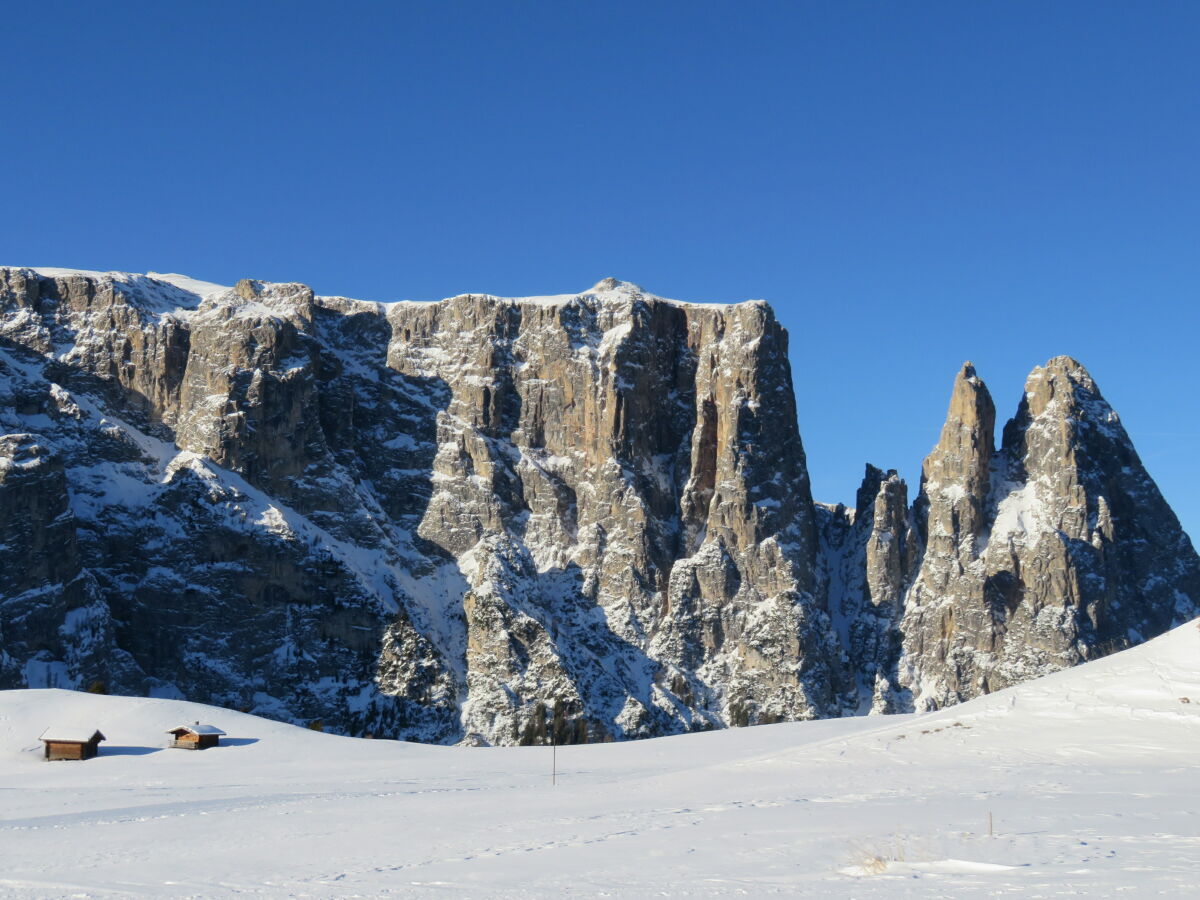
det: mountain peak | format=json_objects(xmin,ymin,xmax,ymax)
[
  {"xmin": 1023, "ymin": 355, "xmax": 1103, "ymax": 419},
  {"xmin": 587, "ymin": 277, "xmax": 643, "ymax": 295},
  {"xmin": 898, "ymin": 350, "xmax": 1200, "ymax": 712}
]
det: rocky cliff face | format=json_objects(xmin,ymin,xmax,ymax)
[
  {"xmin": 2, "ymin": 267, "xmax": 1197, "ymax": 740},
  {"xmin": 817, "ymin": 465, "xmax": 920, "ymax": 714},
  {"xmin": 0, "ymin": 268, "xmax": 845, "ymax": 743},
  {"xmin": 894, "ymin": 358, "xmax": 1200, "ymax": 709}
]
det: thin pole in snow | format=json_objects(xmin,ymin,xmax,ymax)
[{"xmin": 988, "ymin": 811, "xmax": 994, "ymax": 838}]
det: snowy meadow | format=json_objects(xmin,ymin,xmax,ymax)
[{"xmin": 1, "ymin": 621, "xmax": 1198, "ymax": 898}]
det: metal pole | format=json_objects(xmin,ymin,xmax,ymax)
[{"xmin": 551, "ymin": 704, "xmax": 556, "ymax": 786}]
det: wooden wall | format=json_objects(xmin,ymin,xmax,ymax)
[{"xmin": 44, "ymin": 740, "xmax": 98, "ymax": 760}]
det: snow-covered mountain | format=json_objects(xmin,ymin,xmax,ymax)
[
  {"xmin": 2, "ymin": 617, "xmax": 1197, "ymax": 896},
  {"xmin": 819, "ymin": 359, "xmax": 1200, "ymax": 714},
  {"xmin": 2, "ymin": 267, "xmax": 1197, "ymax": 743}
]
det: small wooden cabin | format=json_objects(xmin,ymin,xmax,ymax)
[
  {"xmin": 40, "ymin": 727, "xmax": 105, "ymax": 761},
  {"xmin": 167, "ymin": 722, "xmax": 226, "ymax": 749}
]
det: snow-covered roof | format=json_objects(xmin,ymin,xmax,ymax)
[
  {"xmin": 167, "ymin": 723, "xmax": 226, "ymax": 736},
  {"xmin": 39, "ymin": 726, "xmax": 105, "ymax": 743}
]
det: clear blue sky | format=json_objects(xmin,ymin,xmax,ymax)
[{"xmin": 3, "ymin": 1, "xmax": 1198, "ymax": 541}]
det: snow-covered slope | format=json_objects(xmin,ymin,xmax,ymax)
[{"xmin": 2, "ymin": 619, "xmax": 1197, "ymax": 897}]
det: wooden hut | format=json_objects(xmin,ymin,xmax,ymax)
[
  {"xmin": 167, "ymin": 722, "xmax": 226, "ymax": 749},
  {"xmin": 40, "ymin": 727, "xmax": 105, "ymax": 761}
]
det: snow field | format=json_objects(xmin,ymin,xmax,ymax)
[{"xmin": 1, "ymin": 619, "xmax": 1198, "ymax": 897}]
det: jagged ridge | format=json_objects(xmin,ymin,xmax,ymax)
[
  {"xmin": 822, "ymin": 358, "xmax": 1200, "ymax": 714},
  {"xmin": 2, "ymin": 267, "xmax": 1197, "ymax": 741}
]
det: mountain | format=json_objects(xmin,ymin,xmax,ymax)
[
  {"xmin": 897, "ymin": 357, "xmax": 1200, "ymax": 708},
  {"xmin": 2, "ymin": 267, "xmax": 1197, "ymax": 742},
  {"xmin": 821, "ymin": 359, "xmax": 1200, "ymax": 713}
]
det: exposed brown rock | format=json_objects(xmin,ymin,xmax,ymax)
[
  {"xmin": 896, "ymin": 357, "xmax": 1200, "ymax": 709},
  {"xmin": 0, "ymin": 269, "xmax": 844, "ymax": 742},
  {"xmin": 3, "ymin": 266, "xmax": 1197, "ymax": 737}
]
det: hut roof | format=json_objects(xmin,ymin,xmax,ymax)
[
  {"xmin": 166, "ymin": 723, "xmax": 226, "ymax": 736},
  {"xmin": 39, "ymin": 726, "xmax": 105, "ymax": 743}
]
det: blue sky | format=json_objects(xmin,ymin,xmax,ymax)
[{"xmin": 4, "ymin": 1, "xmax": 1198, "ymax": 540}]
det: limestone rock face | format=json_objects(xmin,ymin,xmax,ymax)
[
  {"xmin": 3, "ymin": 266, "xmax": 1197, "ymax": 737},
  {"xmin": 914, "ymin": 363, "xmax": 995, "ymax": 565},
  {"xmin": 896, "ymin": 357, "xmax": 1200, "ymax": 709},
  {"xmin": 0, "ymin": 268, "xmax": 843, "ymax": 742},
  {"xmin": 818, "ymin": 465, "xmax": 919, "ymax": 713}
]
